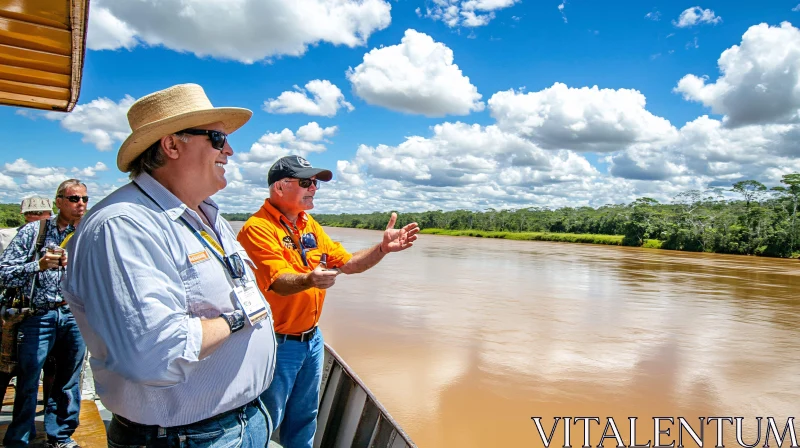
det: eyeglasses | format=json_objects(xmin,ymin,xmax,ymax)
[
  {"xmin": 58, "ymin": 195, "xmax": 89, "ymax": 203},
  {"xmin": 284, "ymin": 178, "xmax": 319, "ymax": 189},
  {"xmin": 178, "ymin": 128, "xmax": 228, "ymax": 150}
]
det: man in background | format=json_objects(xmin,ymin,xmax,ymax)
[
  {"xmin": 0, "ymin": 197, "xmax": 53, "ymax": 254},
  {"xmin": 237, "ymin": 155, "xmax": 419, "ymax": 448},
  {"xmin": 0, "ymin": 195, "xmax": 57, "ymax": 422},
  {"xmin": 0, "ymin": 180, "xmax": 88, "ymax": 448}
]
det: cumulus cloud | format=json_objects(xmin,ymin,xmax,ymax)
[
  {"xmin": 87, "ymin": 0, "xmax": 391, "ymax": 63},
  {"xmin": 87, "ymin": 6, "xmax": 138, "ymax": 50},
  {"xmin": 72, "ymin": 162, "xmax": 109, "ymax": 178},
  {"xmin": 43, "ymin": 95, "xmax": 133, "ymax": 151},
  {"xmin": 344, "ymin": 122, "xmax": 598, "ymax": 190},
  {"xmin": 264, "ymin": 80, "xmax": 354, "ymax": 117},
  {"xmin": 238, "ymin": 122, "xmax": 337, "ymax": 165},
  {"xmin": 488, "ymin": 83, "xmax": 677, "ymax": 151},
  {"xmin": 673, "ymin": 7, "xmax": 722, "ymax": 28},
  {"xmin": 609, "ymin": 116, "xmax": 800, "ymax": 186},
  {"xmin": 0, "ymin": 159, "xmax": 116, "ymax": 202},
  {"xmin": 423, "ymin": 0, "xmax": 519, "ymax": 28},
  {"xmin": 347, "ymin": 29, "xmax": 484, "ymax": 117},
  {"xmin": 0, "ymin": 173, "xmax": 18, "ymax": 191},
  {"xmin": 674, "ymin": 22, "xmax": 800, "ymax": 128}
]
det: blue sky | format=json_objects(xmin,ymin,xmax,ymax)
[{"xmin": 2, "ymin": 0, "xmax": 800, "ymax": 214}]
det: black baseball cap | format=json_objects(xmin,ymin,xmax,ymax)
[{"xmin": 268, "ymin": 155, "xmax": 333, "ymax": 186}]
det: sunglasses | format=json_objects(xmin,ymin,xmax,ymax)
[
  {"xmin": 284, "ymin": 178, "xmax": 320, "ymax": 189},
  {"xmin": 178, "ymin": 128, "xmax": 228, "ymax": 150},
  {"xmin": 224, "ymin": 253, "xmax": 246, "ymax": 279},
  {"xmin": 58, "ymin": 195, "xmax": 89, "ymax": 203}
]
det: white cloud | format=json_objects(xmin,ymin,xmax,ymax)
[
  {"xmin": 794, "ymin": 4, "xmax": 800, "ymax": 12},
  {"xmin": 4, "ymin": 159, "xmax": 63, "ymax": 177},
  {"xmin": 238, "ymin": 122, "xmax": 336, "ymax": 164},
  {"xmin": 0, "ymin": 159, "xmax": 116, "ymax": 201},
  {"xmin": 0, "ymin": 173, "xmax": 18, "ymax": 191},
  {"xmin": 488, "ymin": 83, "xmax": 678, "ymax": 151},
  {"xmin": 87, "ymin": 0, "xmax": 391, "ymax": 63},
  {"xmin": 674, "ymin": 22, "xmax": 800, "ymax": 127},
  {"xmin": 645, "ymin": 11, "xmax": 661, "ymax": 21},
  {"xmin": 673, "ymin": 7, "xmax": 722, "ymax": 28},
  {"xmin": 296, "ymin": 122, "xmax": 338, "ymax": 142},
  {"xmin": 609, "ymin": 116, "xmax": 800, "ymax": 186},
  {"xmin": 43, "ymin": 95, "xmax": 134, "ymax": 151},
  {"xmin": 423, "ymin": 0, "xmax": 519, "ymax": 28},
  {"xmin": 558, "ymin": 1, "xmax": 567, "ymax": 23},
  {"xmin": 72, "ymin": 162, "xmax": 109, "ymax": 178},
  {"xmin": 87, "ymin": 6, "xmax": 138, "ymax": 50},
  {"xmin": 264, "ymin": 80, "xmax": 353, "ymax": 117},
  {"xmin": 347, "ymin": 29, "xmax": 484, "ymax": 117}
]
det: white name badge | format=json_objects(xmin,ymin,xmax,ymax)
[{"xmin": 233, "ymin": 281, "xmax": 269, "ymax": 326}]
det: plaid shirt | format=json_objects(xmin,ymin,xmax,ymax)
[{"xmin": 0, "ymin": 216, "xmax": 74, "ymax": 308}]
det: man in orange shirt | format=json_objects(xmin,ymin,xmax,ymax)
[{"xmin": 237, "ymin": 155, "xmax": 419, "ymax": 448}]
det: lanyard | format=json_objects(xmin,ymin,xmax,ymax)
[
  {"xmin": 279, "ymin": 219, "xmax": 308, "ymax": 267},
  {"xmin": 133, "ymin": 181, "xmax": 243, "ymax": 281},
  {"xmin": 179, "ymin": 217, "xmax": 226, "ymax": 263}
]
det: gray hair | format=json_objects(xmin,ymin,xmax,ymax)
[
  {"xmin": 56, "ymin": 179, "xmax": 87, "ymax": 198},
  {"xmin": 128, "ymin": 134, "xmax": 189, "ymax": 179}
]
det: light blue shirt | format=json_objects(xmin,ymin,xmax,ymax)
[{"xmin": 62, "ymin": 173, "xmax": 276, "ymax": 426}]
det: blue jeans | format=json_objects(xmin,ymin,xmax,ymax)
[
  {"xmin": 107, "ymin": 399, "xmax": 271, "ymax": 448},
  {"xmin": 261, "ymin": 329, "xmax": 324, "ymax": 448},
  {"xmin": 3, "ymin": 307, "xmax": 87, "ymax": 448}
]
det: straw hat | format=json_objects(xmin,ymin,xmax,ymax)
[{"xmin": 117, "ymin": 83, "xmax": 252, "ymax": 172}]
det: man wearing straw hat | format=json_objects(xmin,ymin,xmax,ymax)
[{"xmin": 62, "ymin": 84, "xmax": 277, "ymax": 447}]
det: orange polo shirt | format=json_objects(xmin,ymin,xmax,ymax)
[{"xmin": 237, "ymin": 199, "xmax": 352, "ymax": 335}]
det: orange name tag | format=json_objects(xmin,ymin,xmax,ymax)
[{"xmin": 188, "ymin": 250, "xmax": 210, "ymax": 264}]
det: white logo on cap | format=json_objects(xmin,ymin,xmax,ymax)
[{"xmin": 296, "ymin": 156, "xmax": 312, "ymax": 168}]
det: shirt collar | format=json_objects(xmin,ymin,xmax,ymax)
[
  {"xmin": 133, "ymin": 172, "xmax": 219, "ymax": 223},
  {"xmin": 48, "ymin": 215, "xmax": 74, "ymax": 234},
  {"xmin": 261, "ymin": 199, "xmax": 308, "ymax": 232}
]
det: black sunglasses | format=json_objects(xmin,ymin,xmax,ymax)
[
  {"xmin": 285, "ymin": 178, "xmax": 320, "ymax": 189},
  {"xmin": 178, "ymin": 129, "xmax": 228, "ymax": 150},
  {"xmin": 58, "ymin": 195, "xmax": 89, "ymax": 203},
  {"xmin": 224, "ymin": 253, "xmax": 245, "ymax": 279}
]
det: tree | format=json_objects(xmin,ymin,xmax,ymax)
[{"xmin": 732, "ymin": 180, "xmax": 767, "ymax": 209}]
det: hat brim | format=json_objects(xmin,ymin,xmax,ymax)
[
  {"xmin": 293, "ymin": 168, "xmax": 333, "ymax": 182},
  {"xmin": 117, "ymin": 107, "xmax": 252, "ymax": 172}
]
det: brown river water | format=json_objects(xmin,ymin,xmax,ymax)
[{"xmin": 232, "ymin": 224, "xmax": 800, "ymax": 448}]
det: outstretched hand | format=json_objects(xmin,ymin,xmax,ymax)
[{"xmin": 381, "ymin": 213, "xmax": 420, "ymax": 254}]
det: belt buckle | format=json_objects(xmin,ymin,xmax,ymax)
[{"xmin": 300, "ymin": 326, "xmax": 316, "ymax": 342}]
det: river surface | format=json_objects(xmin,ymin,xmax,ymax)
[{"xmin": 232, "ymin": 224, "xmax": 800, "ymax": 448}]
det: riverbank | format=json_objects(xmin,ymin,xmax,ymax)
[
  {"xmin": 419, "ymin": 228, "xmax": 799, "ymax": 258},
  {"xmin": 420, "ymin": 228, "xmax": 629, "ymax": 246}
]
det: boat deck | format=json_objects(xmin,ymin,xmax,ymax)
[{"xmin": 0, "ymin": 385, "xmax": 107, "ymax": 447}]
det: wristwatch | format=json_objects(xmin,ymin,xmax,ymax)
[{"xmin": 221, "ymin": 309, "xmax": 245, "ymax": 333}]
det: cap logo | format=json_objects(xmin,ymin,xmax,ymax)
[{"xmin": 296, "ymin": 156, "xmax": 312, "ymax": 168}]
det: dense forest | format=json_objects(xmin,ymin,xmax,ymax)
[
  {"xmin": 0, "ymin": 204, "xmax": 25, "ymax": 228},
  {"xmin": 4, "ymin": 175, "xmax": 796, "ymax": 258},
  {"xmin": 283, "ymin": 174, "xmax": 800, "ymax": 258}
]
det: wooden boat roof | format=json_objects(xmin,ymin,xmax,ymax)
[{"xmin": 0, "ymin": 0, "xmax": 90, "ymax": 112}]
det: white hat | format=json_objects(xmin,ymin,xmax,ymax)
[
  {"xmin": 21, "ymin": 196, "xmax": 53, "ymax": 214},
  {"xmin": 117, "ymin": 83, "xmax": 252, "ymax": 172}
]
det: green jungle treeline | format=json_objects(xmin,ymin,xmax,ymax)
[
  {"xmin": 6, "ymin": 176, "xmax": 795, "ymax": 257},
  {"xmin": 226, "ymin": 174, "xmax": 800, "ymax": 259},
  {"xmin": 0, "ymin": 204, "xmax": 24, "ymax": 228}
]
